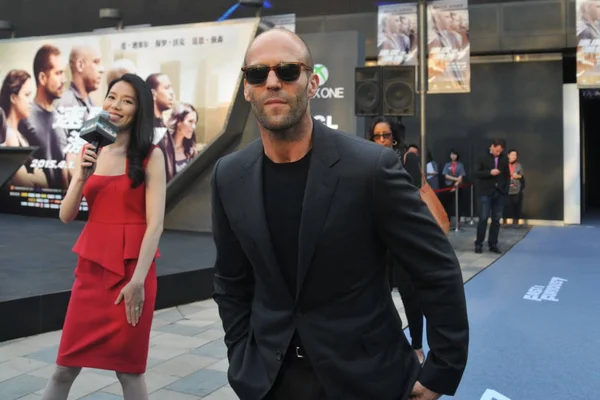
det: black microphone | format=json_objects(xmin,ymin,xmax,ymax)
[{"xmin": 79, "ymin": 111, "xmax": 118, "ymax": 154}]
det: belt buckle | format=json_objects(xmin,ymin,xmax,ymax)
[{"xmin": 295, "ymin": 346, "xmax": 304, "ymax": 359}]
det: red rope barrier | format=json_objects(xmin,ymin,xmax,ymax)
[{"xmin": 433, "ymin": 182, "xmax": 472, "ymax": 194}]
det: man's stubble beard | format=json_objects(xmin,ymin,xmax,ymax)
[{"xmin": 251, "ymin": 93, "xmax": 309, "ymax": 142}]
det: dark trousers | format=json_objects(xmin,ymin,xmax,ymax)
[
  {"xmin": 476, "ymin": 191, "xmax": 506, "ymax": 247},
  {"xmin": 265, "ymin": 347, "xmax": 328, "ymax": 400},
  {"xmin": 387, "ymin": 255, "xmax": 424, "ymax": 349},
  {"xmin": 503, "ymin": 192, "xmax": 523, "ymax": 223}
]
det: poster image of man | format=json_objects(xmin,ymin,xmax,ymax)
[
  {"xmin": 377, "ymin": 4, "xmax": 418, "ymax": 66},
  {"xmin": 18, "ymin": 44, "xmax": 69, "ymax": 189},
  {"xmin": 106, "ymin": 58, "xmax": 137, "ymax": 86},
  {"xmin": 0, "ymin": 19, "xmax": 257, "ymax": 216},
  {"xmin": 146, "ymin": 72, "xmax": 177, "ymax": 182},
  {"xmin": 578, "ymin": 0, "xmax": 600, "ymax": 40},
  {"xmin": 426, "ymin": 0, "xmax": 471, "ymax": 93},
  {"xmin": 576, "ymin": 0, "xmax": 600, "ymax": 87}
]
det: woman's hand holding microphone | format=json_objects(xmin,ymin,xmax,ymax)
[{"xmin": 76, "ymin": 143, "xmax": 98, "ymax": 182}]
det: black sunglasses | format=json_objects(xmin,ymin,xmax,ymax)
[{"xmin": 241, "ymin": 62, "xmax": 313, "ymax": 85}]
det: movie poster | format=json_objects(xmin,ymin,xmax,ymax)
[
  {"xmin": 427, "ymin": 0, "xmax": 470, "ymax": 93},
  {"xmin": 0, "ymin": 19, "xmax": 257, "ymax": 216},
  {"xmin": 377, "ymin": 3, "xmax": 418, "ymax": 66},
  {"xmin": 576, "ymin": 0, "xmax": 600, "ymax": 88},
  {"xmin": 262, "ymin": 13, "xmax": 296, "ymax": 32}
]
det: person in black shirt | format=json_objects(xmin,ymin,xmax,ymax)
[
  {"xmin": 19, "ymin": 45, "xmax": 69, "ymax": 189},
  {"xmin": 473, "ymin": 138, "xmax": 510, "ymax": 253},
  {"xmin": 211, "ymin": 28, "xmax": 468, "ymax": 400},
  {"xmin": 146, "ymin": 73, "xmax": 176, "ymax": 182},
  {"xmin": 368, "ymin": 116, "xmax": 425, "ymax": 364}
]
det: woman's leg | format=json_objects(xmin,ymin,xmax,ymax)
[
  {"xmin": 40, "ymin": 365, "xmax": 82, "ymax": 400},
  {"xmin": 116, "ymin": 372, "xmax": 148, "ymax": 400},
  {"xmin": 504, "ymin": 195, "xmax": 517, "ymax": 225},
  {"xmin": 514, "ymin": 192, "xmax": 523, "ymax": 225}
]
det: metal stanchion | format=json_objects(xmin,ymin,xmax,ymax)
[
  {"xmin": 454, "ymin": 185, "xmax": 460, "ymax": 232},
  {"xmin": 468, "ymin": 184, "xmax": 475, "ymax": 225}
]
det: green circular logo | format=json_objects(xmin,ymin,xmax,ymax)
[{"xmin": 314, "ymin": 64, "xmax": 329, "ymax": 87}]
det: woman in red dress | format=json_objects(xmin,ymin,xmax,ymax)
[{"xmin": 40, "ymin": 73, "xmax": 166, "ymax": 400}]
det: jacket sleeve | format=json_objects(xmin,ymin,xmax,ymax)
[
  {"xmin": 473, "ymin": 155, "xmax": 492, "ymax": 179},
  {"xmin": 211, "ymin": 158, "xmax": 254, "ymax": 354},
  {"xmin": 403, "ymin": 152, "xmax": 422, "ymax": 189},
  {"xmin": 372, "ymin": 147, "xmax": 469, "ymax": 396}
]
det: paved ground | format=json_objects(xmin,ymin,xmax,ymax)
[{"xmin": 0, "ymin": 225, "xmax": 528, "ymax": 400}]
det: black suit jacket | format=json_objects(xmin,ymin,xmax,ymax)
[
  {"xmin": 211, "ymin": 120, "xmax": 469, "ymax": 400},
  {"xmin": 474, "ymin": 152, "xmax": 510, "ymax": 196}
]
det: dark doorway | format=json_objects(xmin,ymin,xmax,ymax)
[{"xmin": 580, "ymin": 90, "xmax": 600, "ymax": 219}]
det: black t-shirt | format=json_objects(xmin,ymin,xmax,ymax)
[
  {"xmin": 262, "ymin": 150, "xmax": 312, "ymax": 296},
  {"xmin": 20, "ymin": 103, "xmax": 67, "ymax": 188}
]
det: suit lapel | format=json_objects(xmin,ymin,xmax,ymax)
[
  {"xmin": 296, "ymin": 122, "xmax": 340, "ymax": 299},
  {"xmin": 238, "ymin": 141, "xmax": 283, "ymax": 282}
]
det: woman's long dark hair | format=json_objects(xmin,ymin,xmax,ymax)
[
  {"xmin": 0, "ymin": 69, "xmax": 31, "ymax": 115},
  {"xmin": 106, "ymin": 73, "xmax": 154, "ymax": 188},
  {"xmin": 367, "ymin": 116, "xmax": 406, "ymax": 151},
  {"xmin": 0, "ymin": 107, "xmax": 6, "ymax": 144},
  {"xmin": 168, "ymin": 103, "xmax": 198, "ymax": 159}
]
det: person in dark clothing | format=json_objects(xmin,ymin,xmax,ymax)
[
  {"xmin": 369, "ymin": 116, "xmax": 421, "ymax": 185},
  {"xmin": 473, "ymin": 138, "xmax": 510, "ymax": 254},
  {"xmin": 368, "ymin": 116, "xmax": 425, "ymax": 364},
  {"xmin": 503, "ymin": 149, "xmax": 525, "ymax": 227},
  {"xmin": 213, "ymin": 29, "xmax": 468, "ymax": 400}
]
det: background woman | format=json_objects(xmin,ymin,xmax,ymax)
[
  {"xmin": 367, "ymin": 116, "xmax": 425, "ymax": 364},
  {"xmin": 442, "ymin": 149, "xmax": 467, "ymax": 224},
  {"xmin": 0, "ymin": 69, "xmax": 48, "ymax": 187},
  {"xmin": 425, "ymin": 149, "xmax": 439, "ymax": 190},
  {"xmin": 41, "ymin": 74, "xmax": 166, "ymax": 400},
  {"xmin": 167, "ymin": 102, "xmax": 198, "ymax": 173},
  {"xmin": 504, "ymin": 148, "xmax": 525, "ymax": 227}
]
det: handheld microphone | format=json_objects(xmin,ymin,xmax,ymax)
[{"xmin": 79, "ymin": 111, "xmax": 118, "ymax": 154}]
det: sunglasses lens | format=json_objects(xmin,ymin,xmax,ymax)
[
  {"xmin": 245, "ymin": 66, "xmax": 269, "ymax": 84},
  {"xmin": 275, "ymin": 63, "xmax": 302, "ymax": 82}
]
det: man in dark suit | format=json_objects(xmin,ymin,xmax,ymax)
[
  {"xmin": 211, "ymin": 28, "xmax": 469, "ymax": 400},
  {"xmin": 473, "ymin": 138, "xmax": 510, "ymax": 254}
]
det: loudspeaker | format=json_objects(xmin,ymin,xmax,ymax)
[
  {"xmin": 381, "ymin": 66, "xmax": 416, "ymax": 116},
  {"xmin": 354, "ymin": 66, "xmax": 416, "ymax": 117},
  {"xmin": 354, "ymin": 67, "xmax": 382, "ymax": 116}
]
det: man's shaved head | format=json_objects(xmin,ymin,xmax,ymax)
[
  {"xmin": 244, "ymin": 28, "xmax": 313, "ymax": 67},
  {"xmin": 242, "ymin": 27, "xmax": 319, "ymax": 138}
]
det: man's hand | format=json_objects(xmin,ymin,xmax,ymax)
[
  {"xmin": 410, "ymin": 381, "xmax": 441, "ymax": 400},
  {"xmin": 490, "ymin": 169, "xmax": 500, "ymax": 176}
]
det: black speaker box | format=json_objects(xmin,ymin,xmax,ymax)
[{"xmin": 354, "ymin": 66, "xmax": 416, "ymax": 117}]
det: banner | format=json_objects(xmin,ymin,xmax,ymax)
[
  {"xmin": 261, "ymin": 14, "xmax": 296, "ymax": 32},
  {"xmin": 377, "ymin": 3, "xmax": 418, "ymax": 66},
  {"xmin": 0, "ymin": 19, "xmax": 257, "ymax": 216},
  {"xmin": 576, "ymin": 0, "xmax": 600, "ymax": 88},
  {"xmin": 427, "ymin": 0, "xmax": 470, "ymax": 93},
  {"xmin": 301, "ymin": 32, "xmax": 364, "ymax": 135}
]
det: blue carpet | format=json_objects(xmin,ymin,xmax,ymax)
[{"xmin": 406, "ymin": 225, "xmax": 600, "ymax": 399}]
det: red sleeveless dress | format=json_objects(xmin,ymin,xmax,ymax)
[{"xmin": 56, "ymin": 151, "xmax": 160, "ymax": 374}]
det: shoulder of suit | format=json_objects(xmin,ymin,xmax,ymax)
[
  {"xmin": 322, "ymin": 125, "xmax": 386, "ymax": 159},
  {"xmin": 215, "ymin": 138, "xmax": 262, "ymax": 175}
]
